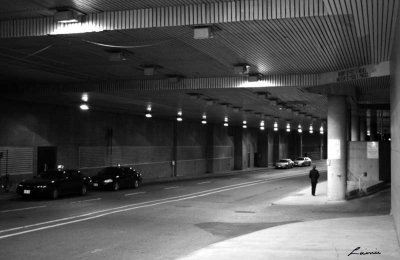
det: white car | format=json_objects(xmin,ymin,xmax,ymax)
[
  {"xmin": 275, "ymin": 159, "xmax": 294, "ymax": 169},
  {"xmin": 293, "ymin": 157, "xmax": 312, "ymax": 167}
]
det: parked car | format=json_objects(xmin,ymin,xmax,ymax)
[
  {"xmin": 91, "ymin": 166, "xmax": 142, "ymax": 191},
  {"xmin": 294, "ymin": 157, "xmax": 312, "ymax": 167},
  {"xmin": 275, "ymin": 159, "xmax": 294, "ymax": 169},
  {"xmin": 16, "ymin": 169, "xmax": 89, "ymax": 199}
]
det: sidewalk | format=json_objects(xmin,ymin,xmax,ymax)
[{"xmin": 178, "ymin": 182, "xmax": 400, "ymax": 260}]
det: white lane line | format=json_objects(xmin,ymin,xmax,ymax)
[
  {"xmin": 124, "ymin": 192, "xmax": 146, "ymax": 196},
  {"xmin": 164, "ymin": 186, "xmax": 179, "ymax": 190},
  {"xmin": 70, "ymin": 198, "xmax": 101, "ymax": 204},
  {"xmin": 197, "ymin": 181, "xmax": 211, "ymax": 185},
  {"xmin": 0, "ymin": 205, "xmax": 47, "ymax": 213},
  {"xmin": 0, "ymin": 172, "xmax": 307, "ymax": 239}
]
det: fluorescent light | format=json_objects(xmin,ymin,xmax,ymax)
[
  {"xmin": 145, "ymin": 113, "xmax": 152, "ymax": 118},
  {"xmin": 201, "ymin": 120, "xmax": 207, "ymax": 124},
  {"xmin": 81, "ymin": 93, "xmax": 88, "ymax": 102},
  {"xmin": 80, "ymin": 104, "xmax": 89, "ymax": 110},
  {"xmin": 224, "ymin": 123, "xmax": 229, "ymax": 127},
  {"xmin": 177, "ymin": 117, "xmax": 183, "ymax": 122}
]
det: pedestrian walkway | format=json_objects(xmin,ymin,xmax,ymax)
[{"xmin": 178, "ymin": 181, "xmax": 400, "ymax": 260}]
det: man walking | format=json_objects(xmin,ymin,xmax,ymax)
[{"xmin": 309, "ymin": 165, "xmax": 320, "ymax": 196}]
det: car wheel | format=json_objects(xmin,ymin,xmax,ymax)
[
  {"xmin": 113, "ymin": 182, "xmax": 120, "ymax": 191},
  {"xmin": 81, "ymin": 185, "xmax": 87, "ymax": 196},
  {"xmin": 51, "ymin": 188, "xmax": 59, "ymax": 200},
  {"xmin": 133, "ymin": 179, "xmax": 139, "ymax": 189}
]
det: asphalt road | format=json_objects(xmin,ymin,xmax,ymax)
[{"xmin": 0, "ymin": 162, "xmax": 390, "ymax": 260}]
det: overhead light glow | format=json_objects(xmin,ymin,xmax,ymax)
[
  {"xmin": 224, "ymin": 122, "xmax": 229, "ymax": 127},
  {"xmin": 274, "ymin": 121, "xmax": 278, "ymax": 132},
  {"xmin": 224, "ymin": 116, "xmax": 229, "ymax": 122},
  {"xmin": 178, "ymin": 110, "xmax": 183, "ymax": 116},
  {"xmin": 81, "ymin": 93, "xmax": 88, "ymax": 102},
  {"xmin": 298, "ymin": 124, "xmax": 302, "ymax": 133},
  {"xmin": 286, "ymin": 122, "xmax": 291, "ymax": 132},
  {"xmin": 309, "ymin": 125, "xmax": 314, "ymax": 134},
  {"xmin": 320, "ymin": 126, "xmax": 324, "ymax": 135},
  {"xmin": 201, "ymin": 120, "xmax": 207, "ymax": 124},
  {"xmin": 260, "ymin": 126, "xmax": 265, "ymax": 131},
  {"xmin": 80, "ymin": 104, "xmax": 89, "ymax": 110},
  {"xmin": 145, "ymin": 113, "xmax": 152, "ymax": 118},
  {"xmin": 243, "ymin": 125, "xmax": 247, "ymax": 129},
  {"xmin": 177, "ymin": 117, "xmax": 183, "ymax": 122}
]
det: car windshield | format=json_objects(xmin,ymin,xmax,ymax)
[
  {"xmin": 296, "ymin": 157, "xmax": 305, "ymax": 160},
  {"xmin": 97, "ymin": 167, "xmax": 119, "ymax": 177},
  {"xmin": 279, "ymin": 159, "xmax": 288, "ymax": 162},
  {"xmin": 39, "ymin": 171, "xmax": 65, "ymax": 179}
]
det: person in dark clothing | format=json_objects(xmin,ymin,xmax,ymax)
[{"xmin": 309, "ymin": 165, "xmax": 320, "ymax": 196}]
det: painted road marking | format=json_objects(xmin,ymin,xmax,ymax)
[
  {"xmin": 164, "ymin": 186, "xmax": 179, "ymax": 190},
  {"xmin": 0, "ymin": 172, "xmax": 308, "ymax": 239},
  {"xmin": 197, "ymin": 181, "xmax": 211, "ymax": 185},
  {"xmin": 71, "ymin": 198, "xmax": 101, "ymax": 204},
  {"xmin": 124, "ymin": 192, "xmax": 146, "ymax": 196},
  {"xmin": 0, "ymin": 205, "xmax": 47, "ymax": 213}
]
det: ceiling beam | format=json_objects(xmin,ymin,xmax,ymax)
[
  {"xmin": 0, "ymin": 0, "xmax": 343, "ymax": 38},
  {"xmin": 5, "ymin": 62, "xmax": 389, "ymax": 94}
]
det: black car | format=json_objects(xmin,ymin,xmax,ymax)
[
  {"xmin": 91, "ymin": 166, "xmax": 142, "ymax": 191},
  {"xmin": 16, "ymin": 169, "xmax": 89, "ymax": 199}
]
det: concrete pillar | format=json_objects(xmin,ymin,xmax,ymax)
[
  {"xmin": 351, "ymin": 106, "xmax": 360, "ymax": 141},
  {"xmin": 327, "ymin": 95, "xmax": 348, "ymax": 201},
  {"xmin": 172, "ymin": 121, "xmax": 178, "ymax": 177},
  {"xmin": 233, "ymin": 127, "xmax": 243, "ymax": 170},
  {"xmin": 359, "ymin": 109, "xmax": 367, "ymax": 141},
  {"xmin": 257, "ymin": 131, "xmax": 268, "ymax": 167},
  {"xmin": 205, "ymin": 125, "xmax": 214, "ymax": 173},
  {"xmin": 273, "ymin": 130, "xmax": 279, "ymax": 163},
  {"xmin": 370, "ymin": 109, "xmax": 378, "ymax": 141},
  {"xmin": 267, "ymin": 129, "xmax": 274, "ymax": 167}
]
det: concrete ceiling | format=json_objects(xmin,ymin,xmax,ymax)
[{"xmin": 0, "ymin": 0, "xmax": 397, "ymax": 129}]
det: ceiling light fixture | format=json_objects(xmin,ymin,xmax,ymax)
[
  {"xmin": 274, "ymin": 119, "xmax": 278, "ymax": 132},
  {"xmin": 177, "ymin": 110, "xmax": 183, "ymax": 122},
  {"xmin": 320, "ymin": 126, "xmax": 324, "ymax": 135},
  {"xmin": 193, "ymin": 26, "xmax": 214, "ymax": 39},
  {"xmin": 309, "ymin": 124, "xmax": 314, "ymax": 134},
  {"xmin": 201, "ymin": 114, "xmax": 207, "ymax": 124},
  {"xmin": 242, "ymin": 120, "xmax": 247, "ymax": 129},
  {"xmin": 54, "ymin": 8, "xmax": 84, "ymax": 23},
  {"xmin": 233, "ymin": 64, "xmax": 250, "ymax": 75},
  {"xmin": 80, "ymin": 104, "xmax": 89, "ymax": 110},
  {"xmin": 298, "ymin": 124, "xmax": 302, "ymax": 133},
  {"xmin": 81, "ymin": 93, "xmax": 88, "ymax": 102},
  {"xmin": 286, "ymin": 122, "xmax": 291, "ymax": 132}
]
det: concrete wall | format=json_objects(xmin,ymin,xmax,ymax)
[
  {"xmin": 347, "ymin": 142, "xmax": 379, "ymax": 182},
  {"xmin": 391, "ymin": 7, "xmax": 400, "ymax": 242},
  {"xmin": 0, "ymin": 99, "xmax": 235, "ymax": 183}
]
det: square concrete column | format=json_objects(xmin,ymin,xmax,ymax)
[
  {"xmin": 351, "ymin": 105, "xmax": 360, "ymax": 141},
  {"xmin": 370, "ymin": 109, "xmax": 378, "ymax": 141},
  {"xmin": 359, "ymin": 109, "xmax": 367, "ymax": 141},
  {"xmin": 327, "ymin": 95, "xmax": 348, "ymax": 201}
]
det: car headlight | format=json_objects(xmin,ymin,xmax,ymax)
[{"xmin": 103, "ymin": 179, "xmax": 113, "ymax": 184}]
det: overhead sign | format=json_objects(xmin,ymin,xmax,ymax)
[
  {"xmin": 367, "ymin": 142, "xmax": 379, "ymax": 159},
  {"xmin": 336, "ymin": 67, "xmax": 369, "ymax": 82}
]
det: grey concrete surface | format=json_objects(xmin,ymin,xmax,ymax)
[{"xmin": 179, "ymin": 179, "xmax": 400, "ymax": 260}]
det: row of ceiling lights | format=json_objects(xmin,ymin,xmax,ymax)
[
  {"xmin": 144, "ymin": 104, "xmax": 324, "ymax": 134},
  {"xmin": 79, "ymin": 94, "xmax": 325, "ymax": 134}
]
